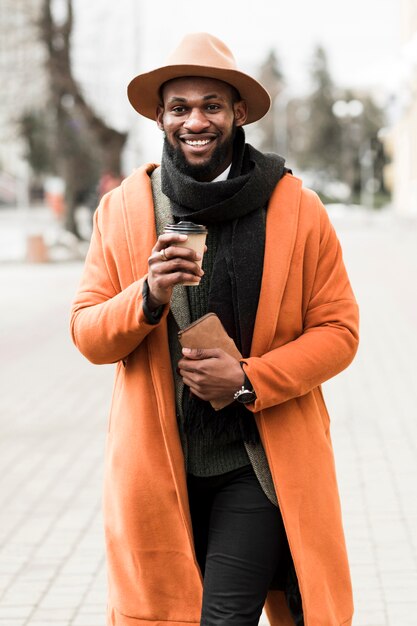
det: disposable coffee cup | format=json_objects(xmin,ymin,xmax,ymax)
[{"xmin": 164, "ymin": 221, "xmax": 208, "ymax": 286}]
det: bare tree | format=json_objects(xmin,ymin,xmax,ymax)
[
  {"xmin": 256, "ymin": 50, "xmax": 284, "ymax": 154},
  {"xmin": 39, "ymin": 0, "xmax": 127, "ymax": 236}
]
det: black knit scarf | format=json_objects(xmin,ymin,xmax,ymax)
[{"xmin": 161, "ymin": 128, "xmax": 286, "ymax": 443}]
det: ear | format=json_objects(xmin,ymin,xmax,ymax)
[
  {"xmin": 156, "ymin": 104, "xmax": 164, "ymax": 130},
  {"xmin": 233, "ymin": 100, "xmax": 248, "ymax": 127}
]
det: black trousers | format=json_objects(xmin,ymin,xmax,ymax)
[{"xmin": 187, "ymin": 464, "xmax": 289, "ymax": 626}]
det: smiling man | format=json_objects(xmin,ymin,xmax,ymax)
[
  {"xmin": 71, "ymin": 33, "xmax": 359, "ymax": 626},
  {"xmin": 158, "ymin": 77, "xmax": 245, "ymax": 181}
]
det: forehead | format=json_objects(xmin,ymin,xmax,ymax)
[{"xmin": 160, "ymin": 76, "xmax": 234, "ymax": 102}]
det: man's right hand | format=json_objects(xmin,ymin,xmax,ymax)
[{"xmin": 147, "ymin": 233, "xmax": 204, "ymax": 310}]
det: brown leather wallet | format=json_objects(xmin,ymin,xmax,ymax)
[{"xmin": 178, "ymin": 313, "xmax": 242, "ymax": 410}]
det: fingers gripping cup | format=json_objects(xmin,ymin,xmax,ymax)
[{"xmin": 164, "ymin": 221, "xmax": 208, "ymax": 286}]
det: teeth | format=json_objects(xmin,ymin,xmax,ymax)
[{"xmin": 184, "ymin": 139, "xmax": 211, "ymax": 146}]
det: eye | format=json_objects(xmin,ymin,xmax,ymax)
[
  {"xmin": 206, "ymin": 104, "xmax": 220, "ymax": 111},
  {"xmin": 171, "ymin": 105, "xmax": 187, "ymax": 114}
]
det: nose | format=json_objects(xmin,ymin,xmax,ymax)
[{"xmin": 183, "ymin": 107, "xmax": 210, "ymax": 132}]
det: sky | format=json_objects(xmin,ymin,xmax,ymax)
[
  {"xmin": 138, "ymin": 0, "xmax": 401, "ymax": 93},
  {"xmin": 72, "ymin": 0, "xmax": 402, "ymax": 166}
]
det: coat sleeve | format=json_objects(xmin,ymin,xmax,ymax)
[
  {"xmin": 241, "ymin": 199, "xmax": 359, "ymax": 412},
  {"xmin": 70, "ymin": 202, "xmax": 168, "ymax": 365}
]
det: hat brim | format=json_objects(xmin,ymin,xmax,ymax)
[{"xmin": 127, "ymin": 64, "xmax": 271, "ymax": 125}]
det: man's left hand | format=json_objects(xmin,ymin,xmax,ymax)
[{"xmin": 178, "ymin": 348, "xmax": 244, "ymax": 402}]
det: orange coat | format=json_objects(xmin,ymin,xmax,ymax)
[{"xmin": 71, "ymin": 164, "xmax": 359, "ymax": 626}]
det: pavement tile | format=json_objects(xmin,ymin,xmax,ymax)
[
  {"xmin": 71, "ymin": 615, "xmax": 106, "ymax": 626},
  {"xmin": 29, "ymin": 606, "xmax": 77, "ymax": 621},
  {"xmin": 386, "ymin": 603, "xmax": 417, "ymax": 626},
  {"xmin": 0, "ymin": 605, "xmax": 34, "ymax": 619},
  {"xmin": 25, "ymin": 617, "xmax": 70, "ymax": 626},
  {"xmin": 353, "ymin": 615, "xmax": 387, "ymax": 626}
]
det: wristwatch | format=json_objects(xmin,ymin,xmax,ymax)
[{"xmin": 233, "ymin": 370, "xmax": 257, "ymax": 404}]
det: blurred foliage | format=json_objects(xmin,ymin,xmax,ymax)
[
  {"xmin": 19, "ymin": 110, "xmax": 57, "ymax": 175},
  {"xmin": 293, "ymin": 46, "xmax": 342, "ymax": 175},
  {"xmin": 256, "ymin": 51, "xmax": 285, "ymax": 154},
  {"xmin": 258, "ymin": 45, "xmax": 391, "ymax": 206}
]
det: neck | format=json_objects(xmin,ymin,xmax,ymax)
[
  {"xmin": 208, "ymin": 162, "xmax": 233, "ymax": 183},
  {"xmin": 188, "ymin": 153, "xmax": 233, "ymax": 183}
]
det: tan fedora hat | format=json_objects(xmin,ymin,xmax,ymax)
[{"xmin": 127, "ymin": 33, "xmax": 271, "ymax": 125}]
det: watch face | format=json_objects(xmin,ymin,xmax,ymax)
[{"xmin": 236, "ymin": 389, "xmax": 256, "ymax": 404}]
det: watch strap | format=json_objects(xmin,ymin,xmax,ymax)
[{"xmin": 239, "ymin": 362, "xmax": 254, "ymax": 391}]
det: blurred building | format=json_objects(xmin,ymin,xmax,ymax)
[
  {"xmin": 0, "ymin": 0, "xmax": 47, "ymax": 205},
  {"xmin": 392, "ymin": 0, "xmax": 417, "ymax": 214}
]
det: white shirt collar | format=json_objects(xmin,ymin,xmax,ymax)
[{"xmin": 210, "ymin": 163, "xmax": 232, "ymax": 183}]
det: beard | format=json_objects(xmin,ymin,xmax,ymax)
[{"xmin": 163, "ymin": 125, "xmax": 237, "ymax": 181}]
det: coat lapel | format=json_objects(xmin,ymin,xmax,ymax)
[
  {"xmin": 251, "ymin": 174, "xmax": 302, "ymax": 357},
  {"xmin": 120, "ymin": 164, "xmax": 159, "ymax": 282},
  {"xmin": 121, "ymin": 165, "xmax": 190, "ymax": 329},
  {"xmin": 151, "ymin": 168, "xmax": 191, "ymax": 330}
]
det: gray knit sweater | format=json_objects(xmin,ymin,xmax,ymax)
[
  {"xmin": 185, "ymin": 224, "xmax": 251, "ymax": 476},
  {"xmin": 151, "ymin": 167, "xmax": 278, "ymax": 506}
]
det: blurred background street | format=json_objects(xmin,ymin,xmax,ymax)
[{"xmin": 1, "ymin": 0, "xmax": 417, "ymax": 625}]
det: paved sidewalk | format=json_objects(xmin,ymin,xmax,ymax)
[
  {"xmin": 0, "ymin": 211, "xmax": 416, "ymax": 625},
  {"xmin": 0, "ymin": 263, "xmax": 112, "ymax": 626},
  {"xmin": 327, "ymin": 214, "xmax": 417, "ymax": 626}
]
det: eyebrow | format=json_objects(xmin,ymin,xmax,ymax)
[{"xmin": 167, "ymin": 93, "xmax": 223, "ymax": 104}]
